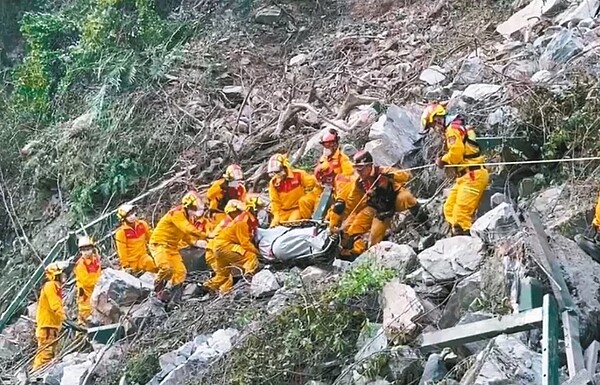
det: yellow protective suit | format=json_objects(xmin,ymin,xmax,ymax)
[
  {"xmin": 441, "ymin": 120, "xmax": 489, "ymax": 232},
  {"xmin": 593, "ymin": 189, "xmax": 600, "ymax": 230},
  {"xmin": 115, "ymin": 220, "xmax": 156, "ymax": 273},
  {"xmin": 207, "ymin": 178, "xmax": 247, "ymax": 224},
  {"xmin": 314, "ymin": 149, "xmax": 356, "ymax": 226},
  {"xmin": 205, "ymin": 215, "xmax": 233, "ymax": 273},
  {"xmin": 74, "ymin": 254, "xmax": 102, "ymax": 324},
  {"xmin": 33, "ymin": 280, "xmax": 65, "ymax": 369},
  {"xmin": 343, "ymin": 167, "xmax": 417, "ymax": 254},
  {"xmin": 149, "ymin": 206, "xmax": 205, "ymax": 286},
  {"xmin": 205, "ymin": 211, "xmax": 260, "ymax": 293},
  {"xmin": 177, "ymin": 217, "xmax": 212, "ymax": 251},
  {"xmin": 268, "ymin": 168, "xmax": 317, "ymax": 226}
]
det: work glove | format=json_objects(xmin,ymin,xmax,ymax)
[
  {"xmin": 194, "ymin": 239, "xmax": 208, "ymax": 248},
  {"xmin": 435, "ymin": 158, "xmax": 447, "ymax": 169}
]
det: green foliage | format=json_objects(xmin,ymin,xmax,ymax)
[
  {"xmin": 125, "ymin": 351, "xmax": 159, "ymax": 385},
  {"xmin": 333, "ymin": 261, "xmax": 395, "ymax": 301},
  {"xmin": 222, "ymin": 301, "xmax": 366, "ymax": 385}
]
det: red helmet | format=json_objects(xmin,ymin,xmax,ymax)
[{"xmin": 320, "ymin": 129, "xmax": 340, "ymax": 148}]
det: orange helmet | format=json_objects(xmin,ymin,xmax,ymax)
[
  {"xmin": 421, "ymin": 103, "xmax": 447, "ymax": 130},
  {"xmin": 223, "ymin": 164, "xmax": 244, "ymax": 181}
]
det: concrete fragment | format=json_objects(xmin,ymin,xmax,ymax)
[
  {"xmin": 251, "ymin": 270, "xmax": 281, "ymax": 297},
  {"xmin": 381, "ymin": 279, "xmax": 425, "ymax": 341}
]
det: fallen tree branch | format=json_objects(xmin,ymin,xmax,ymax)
[{"xmin": 336, "ymin": 92, "xmax": 379, "ymax": 120}]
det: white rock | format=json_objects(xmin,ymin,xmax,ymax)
[
  {"xmin": 470, "ymin": 202, "xmax": 521, "ymax": 243},
  {"xmin": 354, "ymin": 242, "xmax": 417, "ymax": 273},
  {"xmin": 454, "ymin": 57, "xmax": 485, "ymax": 86},
  {"xmin": 159, "ymin": 363, "xmax": 194, "ymax": 385},
  {"xmin": 300, "ymin": 266, "xmax": 328, "ymax": 285},
  {"xmin": 177, "ymin": 342, "xmax": 196, "ymax": 359},
  {"xmin": 419, "ymin": 66, "xmax": 447, "ymax": 85},
  {"xmin": 556, "ymin": 0, "xmax": 600, "ymax": 26},
  {"xmin": 381, "ymin": 279, "xmax": 425, "ymax": 340},
  {"xmin": 417, "ymin": 237, "xmax": 485, "ymax": 283},
  {"xmin": 189, "ymin": 328, "xmax": 239, "ymax": 363},
  {"xmin": 461, "ymin": 84, "xmax": 502, "ymax": 102},
  {"xmin": 289, "ymin": 54, "xmax": 309, "ymax": 66},
  {"xmin": 222, "ymin": 86, "xmax": 244, "ymax": 96},
  {"xmin": 251, "ymin": 270, "xmax": 281, "ymax": 297},
  {"xmin": 91, "ymin": 268, "xmax": 152, "ymax": 324},
  {"xmin": 496, "ymin": 0, "xmax": 565, "ymax": 37},
  {"xmin": 531, "ymin": 69, "xmax": 553, "ymax": 83},
  {"xmin": 60, "ymin": 361, "xmax": 93, "ymax": 385},
  {"xmin": 578, "ymin": 17, "xmax": 596, "ymax": 29},
  {"xmin": 365, "ymin": 104, "xmax": 422, "ymax": 167}
]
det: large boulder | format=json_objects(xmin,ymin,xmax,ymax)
[
  {"xmin": 354, "ymin": 242, "xmax": 417, "ymax": 275},
  {"xmin": 91, "ymin": 268, "xmax": 152, "ymax": 324},
  {"xmin": 470, "ymin": 202, "xmax": 522, "ymax": 243},
  {"xmin": 463, "ymin": 334, "xmax": 542, "ymax": 384},
  {"xmin": 364, "ymin": 105, "xmax": 422, "ymax": 167},
  {"xmin": 539, "ymin": 28, "xmax": 584, "ymax": 70},
  {"xmin": 496, "ymin": 0, "xmax": 566, "ymax": 37},
  {"xmin": 439, "ymin": 272, "xmax": 482, "ymax": 328},
  {"xmin": 555, "ymin": 0, "xmax": 600, "ymax": 26},
  {"xmin": 381, "ymin": 279, "xmax": 427, "ymax": 342},
  {"xmin": 417, "ymin": 237, "xmax": 485, "ymax": 284}
]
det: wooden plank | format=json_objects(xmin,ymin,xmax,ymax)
[
  {"xmin": 584, "ymin": 340, "xmax": 599, "ymax": 374},
  {"xmin": 542, "ymin": 294, "xmax": 559, "ymax": 385},
  {"xmin": 421, "ymin": 307, "xmax": 543, "ymax": 352}
]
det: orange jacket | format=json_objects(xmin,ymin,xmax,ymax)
[
  {"xmin": 268, "ymin": 169, "xmax": 316, "ymax": 223},
  {"xmin": 207, "ymin": 178, "xmax": 247, "ymax": 213},
  {"xmin": 212, "ymin": 211, "xmax": 259, "ymax": 256},
  {"xmin": 36, "ymin": 281, "xmax": 66, "ymax": 333},
  {"xmin": 346, "ymin": 166, "xmax": 411, "ymax": 214},
  {"xmin": 314, "ymin": 149, "xmax": 354, "ymax": 185},
  {"xmin": 150, "ymin": 206, "xmax": 205, "ymax": 249},
  {"xmin": 115, "ymin": 220, "xmax": 152, "ymax": 268}
]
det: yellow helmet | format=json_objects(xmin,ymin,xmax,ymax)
[
  {"xmin": 223, "ymin": 164, "xmax": 244, "ymax": 181},
  {"xmin": 116, "ymin": 204, "xmax": 135, "ymax": 221},
  {"xmin": 45, "ymin": 262, "xmax": 64, "ymax": 280},
  {"xmin": 420, "ymin": 103, "xmax": 447, "ymax": 130},
  {"xmin": 245, "ymin": 194, "xmax": 265, "ymax": 211},
  {"xmin": 78, "ymin": 236, "xmax": 95, "ymax": 249},
  {"xmin": 182, "ymin": 191, "xmax": 204, "ymax": 210},
  {"xmin": 224, "ymin": 199, "xmax": 245, "ymax": 214},
  {"xmin": 267, "ymin": 154, "xmax": 290, "ymax": 174}
]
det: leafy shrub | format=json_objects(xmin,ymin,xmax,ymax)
[
  {"xmin": 333, "ymin": 261, "xmax": 395, "ymax": 301},
  {"xmin": 125, "ymin": 351, "xmax": 159, "ymax": 385}
]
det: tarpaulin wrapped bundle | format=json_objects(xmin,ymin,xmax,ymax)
[{"xmin": 255, "ymin": 226, "xmax": 331, "ymax": 262}]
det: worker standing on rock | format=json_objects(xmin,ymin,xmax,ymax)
[
  {"xmin": 267, "ymin": 153, "xmax": 317, "ymax": 226},
  {"xmin": 33, "ymin": 263, "xmax": 66, "ymax": 369},
  {"xmin": 421, "ymin": 103, "xmax": 489, "ymax": 236},
  {"xmin": 204, "ymin": 204, "xmax": 236, "ymax": 275},
  {"xmin": 204, "ymin": 197, "xmax": 264, "ymax": 293},
  {"xmin": 114, "ymin": 204, "xmax": 157, "ymax": 274},
  {"xmin": 149, "ymin": 192, "xmax": 208, "ymax": 302},
  {"xmin": 207, "ymin": 164, "xmax": 247, "ymax": 224},
  {"xmin": 74, "ymin": 236, "xmax": 102, "ymax": 325},
  {"xmin": 340, "ymin": 150, "xmax": 427, "ymax": 257}
]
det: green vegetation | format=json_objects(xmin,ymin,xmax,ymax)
[
  {"xmin": 333, "ymin": 260, "xmax": 396, "ymax": 301},
  {"xmin": 125, "ymin": 350, "xmax": 160, "ymax": 385}
]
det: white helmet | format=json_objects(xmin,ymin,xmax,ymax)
[
  {"xmin": 78, "ymin": 236, "xmax": 95, "ymax": 249},
  {"xmin": 117, "ymin": 204, "xmax": 135, "ymax": 221}
]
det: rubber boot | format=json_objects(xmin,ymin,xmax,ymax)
[
  {"xmin": 451, "ymin": 224, "xmax": 470, "ymax": 237},
  {"xmin": 409, "ymin": 203, "xmax": 429, "ymax": 227}
]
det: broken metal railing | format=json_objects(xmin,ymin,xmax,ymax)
[{"xmin": 0, "ymin": 167, "xmax": 195, "ymax": 334}]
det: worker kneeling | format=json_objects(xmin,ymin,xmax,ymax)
[
  {"xmin": 340, "ymin": 150, "xmax": 427, "ymax": 257},
  {"xmin": 205, "ymin": 196, "xmax": 265, "ymax": 294},
  {"xmin": 268, "ymin": 153, "xmax": 317, "ymax": 227},
  {"xmin": 421, "ymin": 103, "xmax": 489, "ymax": 235},
  {"xmin": 33, "ymin": 263, "xmax": 67, "ymax": 370},
  {"xmin": 115, "ymin": 204, "xmax": 157, "ymax": 274},
  {"xmin": 74, "ymin": 236, "xmax": 102, "ymax": 325},
  {"xmin": 150, "ymin": 192, "xmax": 208, "ymax": 302}
]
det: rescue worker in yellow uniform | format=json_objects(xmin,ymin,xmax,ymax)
[
  {"xmin": 204, "ymin": 196, "xmax": 264, "ymax": 294},
  {"xmin": 329, "ymin": 144, "xmax": 360, "ymax": 228},
  {"xmin": 73, "ymin": 236, "xmax": 102, "ymax": 325},
  {"xmin": 204, "ymin": 206, "xmax": 235, "ymax": 274},
  {"xmin": 312, "ymin": 130, "xmax": 355, "ymax": 226},
  {"xmin": 33, "ymin": 263, "xmax": 66, "ymax": 370},
  {"xmin": 267, "ymin": 154, "xmax": 317, "ymax": 226},
  {"xmin": 149, "ymin": 191, "xmax": 207, "ymax": 302},
  {"xmin": 340, "ymin": 150, "xmax": 427, "ymax": 256},
  {"xmin": 207, "ymin": 164, "xmax": 247, "ymax": 224},
  {"xmin": 114, "ymin": 204, "xmax": 157, "ymax": 274},
  {"xmin": 421, "ymin": 103, "xmax": 489, "ymax": 235},
  {"xmin": 592, "ymin": 192, "xmax": 600, "ymax": 241},
  {"xmin": 177, "ymin": 206, "xmax": 214, "ymax": 251}
]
